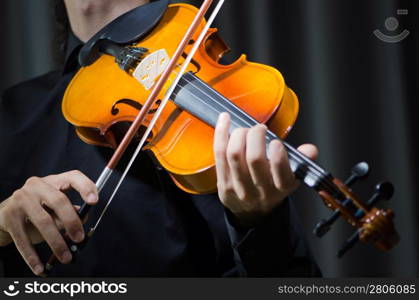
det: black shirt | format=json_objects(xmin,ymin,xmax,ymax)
[{"xmin": 0, "ymin": 33, "xmax": 320, "ymax": 277}]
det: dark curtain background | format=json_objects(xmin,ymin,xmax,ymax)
[{"xmin": 0, "ymin": 0, "xmax": 417, "ymax": 277}]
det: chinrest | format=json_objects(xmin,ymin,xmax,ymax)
[{"xmin": 79, "ymin": 0, "xmax": 169, "ymax": 66}]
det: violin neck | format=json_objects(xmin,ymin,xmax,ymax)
[{"xmin": 171, "ymin": 72, "xmax": 340, "ymax": 196}]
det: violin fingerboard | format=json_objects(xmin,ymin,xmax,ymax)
[{"xmin": 171, "ymin": 72, "xmax": 332, "ymax": 192}]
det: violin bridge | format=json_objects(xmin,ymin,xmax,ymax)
[{"xmin": 133, "ymin": 49, "xmax": 170, "ymax": 90}]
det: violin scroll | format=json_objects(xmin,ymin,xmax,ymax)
[{"xmin": 313, "ymin": 162, "xmax": 399, "ymax": 257}]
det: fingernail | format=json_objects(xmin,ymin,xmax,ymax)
[
  {"xmin": 217, "ymin": 112, "xmax": 228, "ymax": 124},
  {"xmin": 74, "ymin": 231, "xmax": 85, "ymax": 242},
  {"xmin": 87, "ymin": 193, "xmax": 98, "ymax": 204},
  {"xmin": 34, "ymin": 264, "xmax": 44, "ymax": 275},
  {"xmin": 62, "ymin": 251, "xmax": 72, "ymax": 263},
  {"xmin": 271, "ymin": 139, "xmax": 281, "ymax": 147},
  {"xmin": 269, "ymin": 139, "xmax": 280, "ymax": 153}
]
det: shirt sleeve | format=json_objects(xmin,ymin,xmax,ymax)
[{"xmin": 224, "ymin": 197, "xmax": 322, "ymax": 277}]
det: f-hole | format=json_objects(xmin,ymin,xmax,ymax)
[{"xmin": 111, "ymin": 98, "xmax": 162, "ymax": 116}]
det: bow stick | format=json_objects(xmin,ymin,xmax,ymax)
[{"xmin": 45, "ymin": 0, "xmax": 223, "ymax": 274}]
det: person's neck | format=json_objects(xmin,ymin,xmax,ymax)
[{"xmin": 64, "ymin": 0, "xmax": 150, "ymax": 42}]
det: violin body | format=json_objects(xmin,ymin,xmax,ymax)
[{"xmin": 62, "ymin": 3, "xmax": 299, "ymax": 194}]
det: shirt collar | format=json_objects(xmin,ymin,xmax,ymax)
[{"xmin": 63, "ymin": 32, "xmax": 84, "ymax": 74}]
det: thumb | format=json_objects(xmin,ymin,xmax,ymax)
[{"xmin": 297, "ymin": 143, "xmax": 319, "ymax": 160}]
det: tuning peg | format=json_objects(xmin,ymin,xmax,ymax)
[
  {"xmin": 337, "ymin": 229, "xmax": 360, "ymax": 258},
  {"xmin": 354, "ymin": 182, "xmax": 394, "ymax": 218},
  {"xmin": 369, "ymin": 182, "xmax": 394, "ymax": 204},
  {"xmin": 313, "ymin": 219, "xmax": 332, "ymax": 237},
  {"xmin": 313, "ymin": 197, "xmax": 356, "ymax": 237},
  {"xmin": 313, "ymin": 204, "xmax": 350, "ymax": 237},
  {"xmin": 345, "ymin": 161, "xmax": 370, "ymax": 186},
  {"xmin": 313, "ymin": 162, "xmax": 370, "ymax": 237},
  {"xmin": 337, "ymin": 182, "xmax": 395, "ymax": 257}
]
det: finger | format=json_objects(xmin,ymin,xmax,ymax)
[
  {"xmin": 30, "ymin": 179, "xmax": 84, "ymax": 243},
  {"xmin": 2, "ymin": 205, "xmax": 44, "ymax": 275},
  {"xmin": 269, "ymin": 139, "xmax": 298, "ymax": 192},
  {"xmin": 7, "ymin": 220, "xmax": 44, "ymax": 275},
  {"xmin": 27, "ymin": 210, "xmax": 72, "ymax": 264},
  {"xmin": 226, "ymin": 127, "xmax": 254, "ymax": 198},
  {"xmin": 33, "ymin": 212, "xmax": 80, "ymax": 235},
  {"xmin": 246, "ymin": 124, "xmax": 272, "ymax": 189},
  {"xmin": 214, "ymin": 112, "xmax": 231, "ymax": 185},
  {"xmin": 44, "ymin": 170, "xmax": 98, "ymax": 205},
  {"xmin": 41, "ymin": 188, "xmax": 85, "ymax": 243},
  {"xmin": 297, "ymin": 143, "xmax": 319, "ymax": 160},
  {"xmin": 22, "ymin": 197, "xmax": 72, "ymax": 264}
]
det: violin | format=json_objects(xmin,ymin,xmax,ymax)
[{"xmin": 46, "ymin": 0, "xmax": 399, "ymax": 272}]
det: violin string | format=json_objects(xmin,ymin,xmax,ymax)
[
  {"xmin": 165, "ymin": 67, "xmax": 339, "ymax": 195},
  {"xmin": 91, "ymin": 0, "xmax": 226, "ymax": 231},
  {"xmin": 169, "ymin": 80, "xmax": 339, "ymax": 196},
  {"xmin": 158, "ymin": 61, "xmax": 339, "ymax": 195},
  {"xmin": 158, "ymin": 52, "xmax": 341, "ymax": 196}
]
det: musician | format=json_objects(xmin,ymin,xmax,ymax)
[{"xmin": 0, "ymin": 0, "xmax": 320, "ymax": 277}]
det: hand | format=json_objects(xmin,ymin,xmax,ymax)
[
  {"xmin": 0, "ymin": 170, "xmax": 98, "ymax": 275},
  {"xmin": 213, "ymin": 112, "xmax": 318, "ymax": 227}
]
